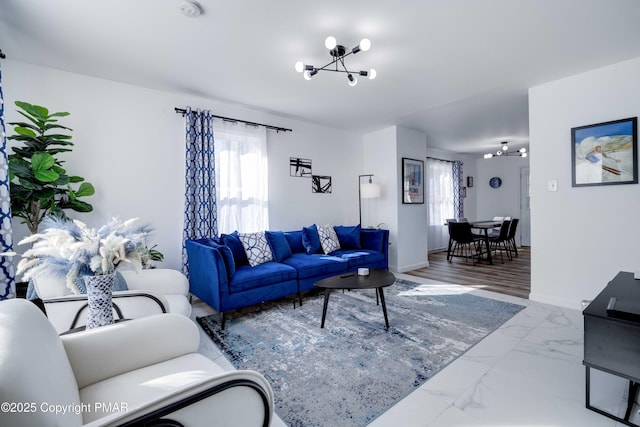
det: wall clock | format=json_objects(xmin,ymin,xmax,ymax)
[{"xmin": 489, "ymin": 176, "xmax": 502, "ymax": 188}]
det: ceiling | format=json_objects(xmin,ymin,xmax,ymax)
[{"xmin": 2, "ymin": 0, "xmax": 640, "ymax": 155}]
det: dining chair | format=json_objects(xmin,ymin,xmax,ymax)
[
  {"xmin": 447, "ymin": 221, "xmax": 484, "ymax": 264},
  {"xmin": 489, "ymin": 220, "xmax": 512, "ymax": 263},
  {"xmin": 506, "ymin": 218, "xmax": 520, "ymax": 258}
]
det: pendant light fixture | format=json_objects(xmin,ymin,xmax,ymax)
[
  {"xmin": 484, "ymin": 142, "xmax": 528, "ymax": 159},
  {"xmin": 295, "ymin": 37, "xmax": 377, "ymax": 86}
]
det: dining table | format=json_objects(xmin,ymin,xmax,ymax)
[{"xmin": 468, "ymin": 220, "xmax": 502, "ymax": 265}]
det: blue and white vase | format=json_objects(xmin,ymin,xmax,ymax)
[{"xmin": 84, "ymin": 273, "xmax": 115, "ymax": 329}]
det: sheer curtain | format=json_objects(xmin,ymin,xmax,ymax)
[
  {"xmin": 214, "ymin": 121, "xmax": 268, "ymax": 233},
  {"xmin": 427, "ymin": 158, "xmax": 455, "ymax": 251}
]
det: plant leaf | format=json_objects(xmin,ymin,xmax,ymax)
[
  {"xmin": 75, "ymin": 182, "xmax": 95, "ymax": 198},
  {"xmin": 31, "ymin": 152, "xmax": 59, "ymax": 182}
]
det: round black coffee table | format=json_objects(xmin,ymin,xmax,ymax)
[{"xmin": 313, "ymin": 269, "xmax": 395, "ymax": 329}]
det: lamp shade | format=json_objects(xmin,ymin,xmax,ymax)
[{"xmin": 360, "ymin": 183, "xmax": 381, "ymax": 199}]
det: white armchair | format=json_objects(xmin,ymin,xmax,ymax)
[
  {"xmin": 0, "ymin": 298, "xmax": 274, "ymax": 426},
  {"xmin": 32, "ymin": 268, "xmax": 192, "ymax": 333}
]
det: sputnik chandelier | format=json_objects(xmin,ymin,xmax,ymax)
[
  {"xmin": 483, "ymin": 142, "xmax": 528, "ymax": 159},
  {"xmin": 295, "ymin": 36, "xmax": 376, "ymax": 86}
]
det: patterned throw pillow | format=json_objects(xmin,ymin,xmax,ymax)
[
  {"xmin": 238, "ymin": 231, "xmax": 274, "ymax": 267},
  {"xmin": 317, "ymin": 224, "xmax": 340, "ymax": 254}
]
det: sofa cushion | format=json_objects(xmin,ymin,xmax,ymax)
[
  {"xmin": 334, "ymin": 225, "xmax": 361, "ymax": 249},
  {"xmin": 317, "ymin": 224, "xmax": 341, "ymax": 254},
  {"xmin": 331, "ymin": 249, "xmax": 385, "ymax": 268},
  {"xmin": 238, "ymin": 231, "xmax": 274, "ymax": 267},
  {"xmin": 221, "ymin": 231, "xmax": 249, "ymax": 266},
  {"xmin": 302, "ymin": 224, "xmax": 321, "ymax": 254},
  {"xmin": 231, "ymin": 262, "xmax": 297, "ymax": 292},
  {"xmin": 265, "ymin": 231, "xmax": 292, "ymax": 262},
  {"xmin": 282, "ymin": 253, "xmax": 347, "ymax": 279},
  {"xmin": 284, "ymin": 230, "xmax": 305, "ymax": 253}
]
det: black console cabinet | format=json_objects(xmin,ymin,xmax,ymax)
[{"xmin": 583, "ymin": 271, "xmax": 640, "ymax": 425}]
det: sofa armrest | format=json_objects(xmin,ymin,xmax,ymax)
[
  {"xmin": 86, "ymin": 370, "xmax": 274, "ymax": 427},
  {"xmin": 62, "ymin": 313, "xmax": 200, "ymax": 389},
  {"xmin": 186, "ymin": 239, "xmax": 230, "ymax": 311},
  {"xmin": 42, "ymin": 290, "xmax": 170, "ymax": 333},
  {"xmin": 120, "ymin": 268, "xmax": 189, "ymax": 296}
]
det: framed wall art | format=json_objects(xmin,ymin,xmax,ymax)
[
  {"xmin": 290, "ymin": 157, "xmax": 312, "ymax": 177},
  {"xmin": 402, "ymin": 157, "xmax": 424, "ymax": 204},
  {"xmin": 312, "ymin": 175, "xmax": 332, "ymax": 193},
  {"xmin": 571, "ymin": 117, "xmax": 638, "ymax": 187}
]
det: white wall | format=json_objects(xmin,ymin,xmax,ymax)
[
  {"xmin": 396, "ymin": 127, "xmax": 428, "ymax": 272},
  {"xmin": 476, "ymin": 156, "xmax": 529, "ymax": 221},
  {"xmin": 3, "ymin": 60, "xmax": 363, "ymax": 271},
  {"xmin": 529, "ymin": 56, "xmax": 640, "ymax": 309}
]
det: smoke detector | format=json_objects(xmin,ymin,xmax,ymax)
[{"xmin": 178, "ymin": 0, "xmax": 202, "ymax": 18}]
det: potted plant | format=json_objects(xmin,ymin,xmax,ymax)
[
  {"xmin": 14, "ymin": 216, "xmax": 153, "ymax": 328},
  {"xmin": 7, "ymin": 101, "xmax": 95, "ymax": 234}
]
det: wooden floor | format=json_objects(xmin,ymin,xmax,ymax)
[{"xmin": 406, "ymin": 246, "xmax": 531, "ymax": 299}]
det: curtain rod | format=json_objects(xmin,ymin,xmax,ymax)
[
  {"xmin": 174, "ymin": 107, "xmax": 292, "ymax": 133},
  {"xmin": 427, "ymin": 156, "xmax": 453, "ymax": 163}
]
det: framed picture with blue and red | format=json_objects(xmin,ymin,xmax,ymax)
[{"xmin": 402, "ymin": 157, "xmax": 424, "ymax": 204}]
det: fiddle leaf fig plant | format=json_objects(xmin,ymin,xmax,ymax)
[{"xmin": 7, "ymin": 101, "xmax": 95, "ymax": 234}]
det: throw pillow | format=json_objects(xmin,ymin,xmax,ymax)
[
  {"xmin": 217, "ymin": 245, "xmax": 236, "ymax": 278},
  {"xmin": 302, "ymin": 224, "xmax": 322, "ymax": 254},
  {"xmin": 318, "ymin": 224, "xmax": 341, "ymax": 254},
  {"xmin": 221, "ymin": 231, "xmax": 249, "ymax": 266},
  {"xmin": 238, "ymin": 231, "xmax": 274, "ymax": 267},
  {"xmin": 334, "ymin": 225, "xmax": 361, "ymax": 249},
  {"xmin": 265, "ymin": 231, "xmax": 293, "ymax": 262},
  {"xmin": 284, "ymin": 230, "xmax": 306, "ymax": 253}
]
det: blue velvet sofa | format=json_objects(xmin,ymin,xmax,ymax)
[{"xmin": 185, "ymin": 225, "xmax": 389, "ymax": 328}]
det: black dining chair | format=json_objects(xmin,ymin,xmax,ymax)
[
  {"xmin": 506, "ymin": 218, "xmax": 519, "ymax": 258},
  {"xmin": 447, "ymin": 221, "xmax": 484, "ymax": 264},
  {"xmin": 489, "ymin": 219, "xmax": 512, "ymax": 263}
]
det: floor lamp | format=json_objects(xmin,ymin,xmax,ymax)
[{"xmin": 359, "ymin": 174, "xmax": 381, "ymax": 225}]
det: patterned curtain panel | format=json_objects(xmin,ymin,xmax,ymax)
[
  {"xmin": 452, "ymin": 160, "xmax": 464, "ymax": 219},
  {"xmin": 0, "ymin": 61, "xmax": 15, "ymax": 299},
  {"xmin": 182, "ymin": 107, "xmax": 217, "ymax": 275}
]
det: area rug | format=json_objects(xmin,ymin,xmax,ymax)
[{"xmin": 196, "ymin": 279, "xmax": 524, "ymax": 427}]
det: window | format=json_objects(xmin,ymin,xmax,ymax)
[
  {"xmin": 427, "ymin": 158, "xmax": 456, "ymax": 251},
  {"xmin": 214, "ymin": 122, "xmax": 268, "ymax": 233}
]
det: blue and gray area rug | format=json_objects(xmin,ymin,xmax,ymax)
[{"xmin": 197, "ymin": 279, "xmax": 524, "ymax": 427}]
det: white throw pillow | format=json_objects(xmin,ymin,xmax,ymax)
[
  {"xmin": 317, "ymin": 224, "xmax": 340, "ymax": 254},
  {"xmin": 238, "ymin": 231, "xmax": 274, "ymax": 267}
]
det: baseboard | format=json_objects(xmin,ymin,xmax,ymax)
[
  {"xmin": 529, "ymin": 292, "xmax": 581, "ymax": 310},
  {"xmin": 390, "ymin": 261, "xmax": 429, "ymax": 273}
]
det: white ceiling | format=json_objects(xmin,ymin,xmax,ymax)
[{"xmin": 2, "ymin": 0, "xmax": 640, "ymax": 154}]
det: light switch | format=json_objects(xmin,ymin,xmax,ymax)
[{"xmin": 548, "ymin": 180, "xmax": 558, "ymax": 192}]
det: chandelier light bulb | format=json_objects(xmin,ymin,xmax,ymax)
[
  {"xmin": 295, "ymin": 61, "xmax": 304, "ymax": 73},
  {"xmin": 521, "ymin": 152, "xmax": 528, "ymax": 158},
  {"xmin": 303, "ymin": 70, "xmax": 312, "ymax": 80},
  {"xmin": 519, "ymin": 147, "xmax": 527, "ymax": 153},
  {"xmin": 359, "ymin": 38, "xmax": 371, "ymax": 51},
  {"xmin": 368, "ymin": 68, "xmax": 377, "ymax": 80},
  {"xmin": 325, "ymin": 36, "xmax": 337, "ymax": 50},
  {"xmin": 348, "ymin": 74, "xmax": 358, "ymax": 86},
  {"xmin": 496, "ymin": 151, "xmax": 503, "ymax": 156},
  {"xmin": 502, "ymin": 143, "xmax": 509, "ymax": 151}
]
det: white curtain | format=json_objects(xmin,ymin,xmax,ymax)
[
  {"xmin": 427, "ymin": 158, "xmax": 455, "ymax": 251},
  {"xmin": 214, "ymin": 121, "xmax": 268, "ymax": 233}
]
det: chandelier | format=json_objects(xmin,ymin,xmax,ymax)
[
  {"xmin": 295, "ymin": 36, "xmax": 377, "ymax": 86},
  {"xmin": 483, "ymin": 142, "xmax": 528, "ymax": 159}
]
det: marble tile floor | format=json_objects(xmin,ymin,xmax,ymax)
[{"xmin": 192, "ymin": 273, "xmax": 636, "ymax": 427}]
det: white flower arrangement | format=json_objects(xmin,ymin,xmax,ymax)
[{"xmin": 15, "ymin": 216, "xmax": 153, "ymax": 294}]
